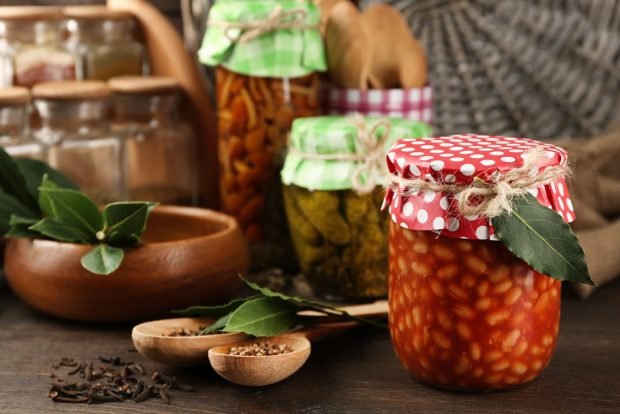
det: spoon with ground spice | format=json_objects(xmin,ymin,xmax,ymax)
[
  {"xmin": 208, "ymin": 302, "xmax": 388, "ymax": 387},
  {"xmin": 133, "ymin": 301, "xmax": 387, "ymax": 367}
]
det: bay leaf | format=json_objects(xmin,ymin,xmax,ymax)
[
  {"xmin": 200, "ymin": 313, "xmax": 232, "ymax": 335},
  {"xmin": 5, "ymin": 215, "xmax": 40, "ymax": 238},
  {"xmin": 0, "ymin": 193, "xmax": 34, "ymax": 234},
  {"xmin": 38, "ymin": 175, "xmax": 59, "ymax": 215},
  {"xmin": 81, "ymin": 244, "xmax": 125, "ymax": 275},
  {"xmin": 243, "ymin": 277, "xmax": 388, "ymax": 329},
  {"xmin": 492, "ymin": 193, "xmax": 594, "ymax": 285},
  {"xmin": 29, "ymin": 217, "xmax": 94, "ymax": 243},
  {"xmin": 103, "ymin": 202, "xmax": 157, "ymax": 246},
  {"xmin": 243, "ymin": 278, "xmax": 342, "ymax": 313},
  {"xmin": 223, "ymin": 297, "xmax": 298, "ymax": 337},
  {"xmin": 38, "ymin": 187, "xmax": 102, "ymax": 242},
  {"xmin": 0, "ymin": 147, "xmax": 38, "ymax": 212},
  {"xmin": 15, "ymin": 157, "xmax": 77, "ymax": 205},
  {"xmin": 172, "ymin": 296, "xmax": 259, "ymax": 317}
]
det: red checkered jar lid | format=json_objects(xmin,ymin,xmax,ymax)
[{"xmin": 384, "ymin": 134, "xmax": 574, "ymax": 240}]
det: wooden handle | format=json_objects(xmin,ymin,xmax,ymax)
[
  {"xmin": 291, "ymin": 300, "xmax": 389, "ymax": 342},
  {"xmin": 298, "ymin": 300, "xmax": 389, "ymax": 318},
  {"xmin": 340, "ymin": 300, "xmax": 388, "ymax": 317},
  {"xmin": 291, "ymin": 321, "xmax": 360, "ymax": 342}
]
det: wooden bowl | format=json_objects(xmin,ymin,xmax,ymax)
[{"xmin": 3, "ymin": 206, "xmax": 248, "ymax": 323}]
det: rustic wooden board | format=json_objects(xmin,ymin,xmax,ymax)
[{"xmin": 0, "ymin": 278, "xmax": 619, "ymax": 414}]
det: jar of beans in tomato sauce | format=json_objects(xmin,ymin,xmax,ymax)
[{"xmin": 384, "ymin": 134, "xmax": 575, "ymax": 391}]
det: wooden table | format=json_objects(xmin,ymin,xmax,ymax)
[{"xmin": 1, "ymin": 278, "xmax": 619, "ymax": 414}]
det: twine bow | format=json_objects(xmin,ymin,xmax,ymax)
[
  {"xmin": 288, "ymin": 114, "xmax": 392, "ymax": 195},
  {"xmin": 210, "ymin": 6, "xmax": 319, "ymax": 44},
  {"xmin": 389, "ymin": 148, "xmax": 570, "ymax": 218}
]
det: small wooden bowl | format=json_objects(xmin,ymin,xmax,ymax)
[{"xmin": 3, "ymin": 206, "xmax": 248, "ymax": 323}]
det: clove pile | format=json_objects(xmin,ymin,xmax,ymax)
[{"xmin": 47, "ymin": 356, "xmax": 194, "ymax": 405}]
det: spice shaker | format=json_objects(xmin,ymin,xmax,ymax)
[
  {"xmin": 281, "ymin": 115, "xmax": 432, "ymax": 300},
  {"xmin": 109, "ymin": 76, "xmax": 198, "ymax": 205},
  {"xmin": 0, "ymin": 86, "xmax": 43, "ymax": 160},
  {"xmin": 32, "ymin": 80, "xmax": 124, "ymax": 204},
  {"xmin": 384, "ymin": 134, "xmax": 576, "ymax": 391},
  {"xmin": 0, "ymin": 6, "xmax": 76, "ymax": 87},
  {"xmin": 199, "ymin": 0, "xmax": 327, "ymax": 270},
  {"xmin": 63, "ymin": 6, "xmax": 148, "ymax": 81}
]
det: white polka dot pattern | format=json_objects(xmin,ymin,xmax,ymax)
[{"xmin": 384, "ymin": 134, "xmax": 574, "ymax": 240}]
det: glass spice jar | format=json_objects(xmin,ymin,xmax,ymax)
[
  {"xmin": 0, "ymin": 6, "xmax": 76, "ymax": 87},
  {"xmin": 384, "ymin": 134, "xmax": 575, "ymax": 391},
  {"xmin": 109, "ymin": 76, "xmax": 198, "ymax": 205},
  {"xmin": 63, "ymin": 6, "xmax": 148, "ymax": 81},
  {"xmin": 32, "ymin": 80, "xmax": 124, "ymax": 205},
  {"xmin": 199, "ymin": 0, "xmax": 327, "ymax": 270},
  {"xmin": 281, "ymin": 116, "xmax": 432, "ymax": 301},
  {"xmin": 0, "ymin": 86, "xmax": 43, "ymax": 160}
]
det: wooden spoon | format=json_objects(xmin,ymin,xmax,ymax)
[
  {"xmin": 363, "ymin": 3, "xmax": 427, "ymax": 89},
  {"xmin": 132, "ymin": 301, "xmax": 387, "ymax": 367},
  {"xmin": 325, "ymin": 1, "xmax": 372, "ymax": 89},
  {"xmin": 132, "ymin": 317, "xmax": 249, "ymax": 367},
  {"xmin": 208, "ymin": 301, "xmax": 388, "ymax": 387}
]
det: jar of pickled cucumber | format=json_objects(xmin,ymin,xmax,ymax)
[
  {"xmin": 281, "ymin": 116, "xmax": 432, "ymax": 301},
  {"xmin": 384, "ymin": 134, "xmax": 587, "ymax": 391},
  {"xmin": 198, "ymin": 0, "xmax": 326, "ymax": 271}
]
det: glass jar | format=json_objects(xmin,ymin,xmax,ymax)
[
  {"xmin": 200, "ymin": 0, "xmax": 327, "ymax": 270},
  {"xmin": 0, "ymin": 6, "xmax": 76, "ymax": 87},
  {"xmin": 217, "ymin": 68, "xmax": 320, "ymax": 269},
  {"xmin": 282, "ymin": 116, "xmax": 432, "ymax": 300},
  {"xmin": 0, "ymin": 86, "xmax": 43, "ymax": 160},
  {"xmin": 64, "ymin": 6, "xmax": 148, "ymax": 81},
  {"xmin": 109, "ymin": 76, "xmax": 198, "ymax": 205},
  {"xmin": 33, "ymin": 80, "xmax": 124, "ymax": 205},
  {"xmin": 384, "ymin": 134, "xmax": 573, "ymax": 391},
  {"xmin": 284, "ymin": 185, "xmax": 388, "ymax": 300}
]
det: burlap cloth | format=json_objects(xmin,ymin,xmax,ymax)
[{"xmin": 549, "ymin": 125, "xmax": 620, "ymax": 297}]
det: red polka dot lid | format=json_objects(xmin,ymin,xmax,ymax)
[{"xmin": 384, "ymin": 134, "xmax": 574, "ymax": 240}]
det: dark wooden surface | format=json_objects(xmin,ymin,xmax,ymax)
[{"xmin": 0, "ymin": 278, "xmax": 619, "ymax": 414}]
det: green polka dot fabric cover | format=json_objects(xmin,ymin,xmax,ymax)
[
  {"xmin": 384, "ymin": 134, "xmax": 574, "ymax": 240},
  {"xmin": 198, "ymin": 0, "xmax": 326, "ymax": 78},
  {"xmin": 281, "ymin": 115, "xmax": 432, "ymax": 191}
]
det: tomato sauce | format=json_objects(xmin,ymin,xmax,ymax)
[{"xmin": 388, "ymin": 222, "xmax": 561, "ymax": 391}]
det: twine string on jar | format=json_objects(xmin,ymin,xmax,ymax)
[
  {"xmin": 287, "ymin": 114, "xmax": 392, "ymax": 195},
  {"xmin": 210, "ymin": 5, "xmax": 320, "ymax": 44},
  {"xmin": 389, "ymin": 148, "xmax": 570, "ymax": 218}
]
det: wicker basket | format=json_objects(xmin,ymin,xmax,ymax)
[{"xmin": 360, "ymin": 0, "xmax": 620, "ymax": 139}]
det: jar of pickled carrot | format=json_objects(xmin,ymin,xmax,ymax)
[
  {"xmin": 199, "ymin": 0, "xmax": 326, "ymax": 270},
  {"xmin": 384, "ymin": 134, "xmax": 578, "ymax": 391}
]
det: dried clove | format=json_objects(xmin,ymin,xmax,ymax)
[{"xmin": 46, "ymin": 357, "xmax": 193, "ymax": 405}]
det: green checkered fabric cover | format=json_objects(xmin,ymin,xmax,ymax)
[
  {"xmin": 281, "ymin": 116, "xmax": 432, "ymax": 191},
  {"xmin": 198, "ymin": 0, "xmax": 326, "ymax": 78}
]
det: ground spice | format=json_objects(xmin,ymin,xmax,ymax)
[
  {"xmin": 46, "ymin": 356, "xmax": 194, "ymax": 405},
  {"xmin": 228, "ymin": 342, "xmax": 293, "ymax": 356},
  {"xmin": 164, "ymin": 326, "xmax": 208, "ymax": 337}
]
